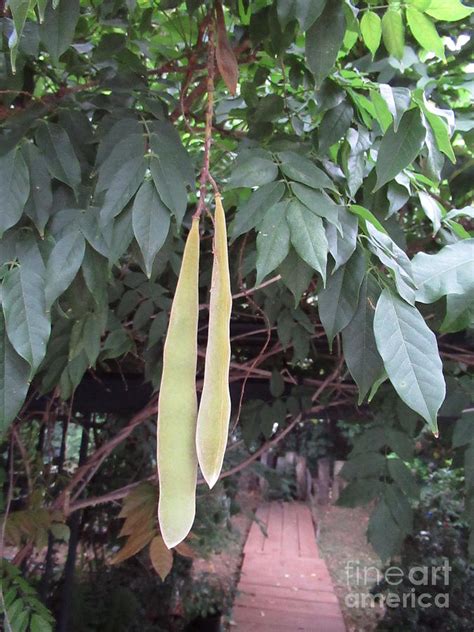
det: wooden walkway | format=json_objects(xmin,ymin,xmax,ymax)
[{"xmin": 232, "ymin": 502, "xmax": 346, "ymax": 632}]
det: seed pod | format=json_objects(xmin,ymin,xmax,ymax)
[
  {"xmin": 157, "ymin": 218, "xmax": 200, "ymax": 549},
  {"xmin": 196, "ymin": 195, "xmax": 232, "ymax": 488}
]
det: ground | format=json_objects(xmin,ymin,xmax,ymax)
[{"xmin": 317, "ymin": 504, "xmax": 385, "ymax": 631}]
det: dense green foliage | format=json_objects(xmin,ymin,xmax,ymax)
[{"xmin": 0, "ymin": 0, "xmax": 473, "ymax": 628}]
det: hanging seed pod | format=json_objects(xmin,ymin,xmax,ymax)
[
  {"xmin": 196, "ymin": 195, "xmax": 232, "ymax": 488},
  {"xmin": 157, "ymin": 218, "xmax": 200, "ymax": 549}
]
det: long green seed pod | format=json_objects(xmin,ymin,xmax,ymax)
[
  {"xmin": 196, "ymin": 195, "xmax": 232, "ymax": 488},
  {"xmin": 158, "ymin": 218, "xmax": 200, "ymax": 549}
]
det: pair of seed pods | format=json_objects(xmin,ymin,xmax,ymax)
[{"xmin": 157, "ymin": 195, "xmax": 232, "ymax": 549}]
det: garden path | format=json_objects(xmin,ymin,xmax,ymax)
[{"xmin": 231, "ymin": 501, "xmax": 346, "ymax": 631}]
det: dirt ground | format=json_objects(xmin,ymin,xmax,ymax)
[
  {"xmin": 191, "ymin": 487, "xmax": 259, "ymax": 626},
  {"xmin": 316, "ymin": 504, "xmax": 385, "ymax": 632}
]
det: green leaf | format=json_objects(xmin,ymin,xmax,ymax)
[
  {"xmin": 422, "ymin": 106, "xmax": 456, "ymax": 163},
  {"xmin": 388, "ymin": 458, "xmax": 420, "ymax": 499},
  {"xmin": 49, "ymin": 522, "xmax": 70, "ymax": 541},
  {"xmin": 107, "ymin": 206, "xmax": 134, "ymax": 266},
  {"xmin": 277, "ymin": 0, "xmax": 326, "ymax": 30},
  {"xmin": 374, "ymin": 289, "xmax": 445, "ymax": 432},
  {"xmin": 452, "ymin": 412, "xmax": 474, "ymax": 449},
  {"xmin": 23, "ymin": 143, "xmax": 52, "ymax": 236},
  {"xmin": 412, "ymin": 239, "xmax": 474, "ymax": 303},
  {"xmin": 100, "ymin": 157, "xmax": 146, "ymax": 226},
  {"xmin": 406, "ymin": 0, "xmax": 431, "ymax": 9},
  {"xmin": 384, "ymin": 484, "xmax": 413, "ymax": 533},
  {"xmin": 418, "ymin": 191, "xmax": 443, "ymax": 233},
  {"xmin": 371, "ymin": 90, "xmax": 393, "ymax": 133},
  {"xmin": 279, "ymin": 151, "xmax": 334, "ymax": 190},
  {"xmin": 150, "ymin": 120, "xmax": 194, "ymax": 189},
  {"xmin": 35, "ymin": 123, "xmax": 81, "ymax": 191},
  {"xmin": 445, "ymin": 206, "xmax": 474, "ymax": 221},
  {"xmin": 45, "ymin": 231, "xmax": 86, "ymax": 309},
  {"xmin": 279, "ymin": 248, "xmax": 314, "ymax": 306},
  {"xmin": 379, "ymin": 85, "xmax": 411, "ymax": 132},
  {"xmin": 81, "ymin": 245, "xmax": 108, "ymax": 308},
  {"xmin": 375, "ymin": 108, "xmax": 426, "ymax": 190},
  {"xmin": 385, "ymin": 427, "xmax": 414, "ymax": 460},
  {"xmin": 342, "ymin": 275, "xmax": 384, "ymax": 404},
  {"xmin": 3, "ymin": 262, "xmax": 51, "ymax": 375},
  {"xmin": 230, "ymin": 181, "xmax": 285, "ymax": 241},
  {"xmin": 132, "ymin": 181, "xmax": 171, "ymax": 277},
  {"xmin": 342, "ymin": 452, "xmax": 386, "ymax": 480},
  {"xmin": 406, "ymin": 6, "xmax": 445, "ymax": 60},
  {"xmin": 337, "ymin": 480, "xmax": 383, "ymax": 507},
  {"xmin": 286, "ymin": 199, "xmax": 328, "ymax": 281},
  {"xmin": 70, "ymin": 312, "xmax": 103, "ymax": 365},
  {"xmin": 341, "ymin": 128, "xmax": 370, "ymax": 196},
  {"xmin": 96, "ymin": 118, "xmax": 142, "ymax": 166},
  {"xmin": 425, "ymin": 0, "xmax": 473, "ymax": 21},
  {"xmin": 30, "ymin": 613, "xmax": 53, "ymax": 632},
  {"xmin": 0, "ymin": 147, "xmax": 30, "ymax": 237},
  {"xmin": 318, "ymin": 247, "xmax": 366, "ymax": 347},
  {"xmin": 367, "ymin": 224, "xmax": 417, "ymax": 305},
  {"xmin": 349, "ymin": 204, "xmax": 387, "ymax": 234},
  {"xmin": 0, "ymin": 311, "xmax": 30, "ymax": 436},
  {"xmin": 360, "ymin": 10, "xmax": 382, "ymax": 57},
  {"xmin": 256, "ymin": 202, "xmax": 290, "ymax": 284},
  {"xmin": 305, "ymin": 0, "xmax": 346, "ymax": 87},
  {"xmin": 40, "ymin": 0, "xmax": 80, "ymax": 65},
  {"xmin": 228, "ymin": 150, "xmax": 278, "ymax": 189},
  {"xmin": 367, "ymin": 497, "xmax": 404, "ymax": 562},
  {"xmin": 149, "ymin": 132, "xmax": 190, "ymax": 225},
  {"xmin": 441, "ymin": 289, "xmax": 474, "ymax": 333},
  {"xmin": 8, "ymin": 0, "xmax": 34, "ymax": 72},
  {"xmin": 37, "ymin": 0, "xmax": 48, "ymax": 21},
  {"xmin": 291, "ymin": 183, "xmax": 342, "ymax": 231},
  {"xmin": 326, "ymin": 206, "xmax": 358, "ymax": 271},
  {"xmin": 318, "ymin": 102, "xmax": 353, "ymax": 154},
  {"xmin": 96, "ymin": 133, "xmax": 145, "ymax": 194},
  {"xmin": 387, "ymin": 179, "xmax": 410, "ymax": 216},
  {"xmin": 423, "ymin": 118, "xmax": 445, "ymax": 180},
  {"xmin": 382, "ymin": 8, "xmax": 405, "ymax": 60}
]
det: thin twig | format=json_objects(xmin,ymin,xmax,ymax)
[{"xmin": 193, "ymin": 16, "xmax": 219, "ymax": 220}]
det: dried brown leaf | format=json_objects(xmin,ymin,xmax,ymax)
[
  {"xmin": 110, "ymin": 528, "xmax": 155, "ymax": 565},
  {"xmin": 174, "ymin": 540, "xmax": 197, "ymax": 559},
  {"xmin": 118, "ymin": 482, "xmax": 156, "ymax": 519},
  {"xmin": 149, "ymin": 535, "xmax": 173, "ymax": 580},
  {"xmin": 215, "ymin": 0, "xmax": 238, "ymax": 95}
]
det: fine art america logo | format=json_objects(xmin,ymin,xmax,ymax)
[{"xmin": 345, "ymin": 559, "xmax": 451, "ymax": 609}]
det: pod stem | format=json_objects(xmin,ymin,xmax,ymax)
[{"xmin": 194, "ymin": 13, "xmax": 220, "ymax": 220}]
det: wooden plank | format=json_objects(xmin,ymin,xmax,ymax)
[
  {"xmin": 234, "ymin": 594, "xmax": 342, "ymax": 618},
  {"xmin": 237, "ymin": 581, "xmax": 338, "ymax": 602},
  {"xmin": 233, "ymin": 605, "xmax": 346, "ymax": 631},
  {"xmin": 233, "ymin": 604, "xmax": 318, "ymax": 628},
  {"xmin": 244, "ymin": 504, "xmax": 270, "ymax": 553},
  {"xmin": 238, "ymin": 569, "xmax": 332, "ymax": 590},
  {"xmin": 296, "ymin": 502, "xmax": 319, "ymax": 558},
  {"xmin": 262, "ymin": 501, "xmax": 283, "ymax": 555},
  {"xmin": 281, "ymin": 502, "xmax": 299, "ymax": 557},
  {"xmin": 241, "ymin": 556, "xmax": 330, "ymax": 573},
  {"xmin": 240, "ymin": 557, "xmax": 332, "ymax": 583}
]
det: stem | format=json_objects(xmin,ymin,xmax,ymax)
[{"xmin": 193, "ymin": 16, "xmax": 218, "ymax": 219}]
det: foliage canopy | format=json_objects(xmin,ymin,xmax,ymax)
[{"xmin": 0, "ymin": 0, "xmax": 473, "ymax": 623}]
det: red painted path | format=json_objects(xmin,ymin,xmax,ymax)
[{"xmin": 232, "ymin": 502, "xmax": 346, "ymax": 631}]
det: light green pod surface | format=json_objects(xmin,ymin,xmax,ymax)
[
  {"xmin": 158, "ymin": 217, "xmax": 200, "ymax": 549},
  {"xmin": 196, "ymin": 195, "xmax": 232, "ymax": 489}
]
